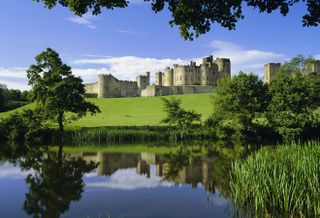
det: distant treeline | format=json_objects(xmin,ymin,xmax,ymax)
[{"xmin": 0, "ymin": 84, "xmax": 30, "ymax": 112}]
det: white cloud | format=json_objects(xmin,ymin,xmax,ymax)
[
  {"xmin": 86, "ymin": 168, "xmax": 172, "ymax": 190},
  {"xmin": 315, "ymin": 54, "xmax": 320, "ymax": 60},
  {"xmin": 118, "ymin": 29, "xmax": 149, "ymax": 35},
  {"xmin": 68, "ymin": 14, "xmax": 97, "ymax": 29},
  {"xmin": 0, "ymin": 67, "xmax": 29, "ymax": 90},
  {"xmin": 72, "ymin": 56, "xmax": 189, "ymax": 82},
  {"xmin": 71, "ymin": 40, "xmax": 289, "ymax": 81},
  {"xmin": 209, "ymin": 40, "xmax": 288, "ymax": 77}
]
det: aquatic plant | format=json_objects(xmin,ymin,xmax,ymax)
[{"xmin": 231, "ymin": 141, "xmax": 320, "ymax": 217}]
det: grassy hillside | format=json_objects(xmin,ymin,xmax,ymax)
[{"xmin": 0, "ymin": 93, "xmax": 215, "ymax": 127}]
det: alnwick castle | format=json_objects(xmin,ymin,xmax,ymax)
[
  {"xmin": 85, "ymin": 56, "xmax": 320, "ymax": 98},
  {"xmin": 85, "ymin": 56, "xmax": 231, "ymax": 98}
]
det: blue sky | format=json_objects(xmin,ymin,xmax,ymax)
[{"xmin": 0, "ymin": 0, "xmax": 319, "ymax": 90}]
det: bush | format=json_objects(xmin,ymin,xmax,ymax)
[
  {"xmin": 161, "ymin": 97, "xmax": 201, "ymax": 129},
  {"xmin": 0, "ymin": 109, "xmax": 45, "ymax": 144}
]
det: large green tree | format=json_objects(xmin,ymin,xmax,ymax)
[
  {"xmin": 208, "ymin": 72, "xmax": 270, "ymax": 140},
  {"xmin": 33, "ymin": 0, "xmax": 320, "ymax": 40},
  {"xmin": 267, "ymin": 58, "xmax": 320, "ymax": 141},
  {"xmin": 27, "ymin": 48, "xmax": 100, "ymax": 131}
]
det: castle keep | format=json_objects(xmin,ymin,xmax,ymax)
[{"xmin": 85, "ymin": 56, "xmax": 231, "ymax": 97}]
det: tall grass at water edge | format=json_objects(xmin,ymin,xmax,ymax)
[{"xmin": 231, "ymin": 141, "xmax": 320, "ymax": 217}]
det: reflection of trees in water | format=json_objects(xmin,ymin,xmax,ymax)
[{"xmin": 1, "ymin": 144, "xmax": 98, "ymax": 218}]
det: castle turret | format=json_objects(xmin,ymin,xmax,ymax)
[
  {"xmin": 163, "ymin": 67, "xmax": 174, "ymax": 86},
  {"xmin": 215, "ymin": 58, "xmax": 231, "ymax": 79},
  {"xmin": 136, "ymin": 72, "xmax": 150, "ymax": 90},
  {"xmin": 200, "ymin": 56, "xmax": 216, "ymax": 85},
  {"xmin": 264, "ymin": 63, "xmax": 281, "ymax": 84},
  {"xmin": 98, "ymin": 74, "xmax": 107, "ymax": 98},
  {"xmin": 155, "ymin": 72, "xmax": 163, "ymax": 86},
  {"xmin": 202, "ymin": 56, "xmax": 213, "ymax": 67},
  {"xmin": 200, "ymin": 64, "xmax": 214, "ymax": 85}
]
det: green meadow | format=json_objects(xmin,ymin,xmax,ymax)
[{"xmin": 0, "ymin": 93, "xmax": 215, "ymax": 127}]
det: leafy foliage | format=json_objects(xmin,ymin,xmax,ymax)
[
  {"xmin": 27, "ymin": 48, "xmax": 100, "ymax": 131},
  {"xmin": 0, "ymin": 109, "xmax": 45, "ymax": 144},
  {"xmin": 6, "ymin": 89, "xmax": 29, "ymax": 102},
  {"xmin": 161, "ymin": 97, "xmax": 201, "ymax": 129},
  {"xmin": 267, "ymin": 58, "xmax": 320, "ymax": 141},
  {"xmin": 208, "ymin": 72, "xmax": 270, "ymax": 140},
  {"xmin": 33, "ymin": 0, "xmax": 320, "ymax": 40}
]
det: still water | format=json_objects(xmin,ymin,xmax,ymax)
[{"xmin": 0, "ymin": 148, "xmax": 238, "ymax": 218}]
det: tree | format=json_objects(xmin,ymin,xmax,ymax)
[
  {"xmin": 278, "ymin": 54, "xmax": 316, "ymax": 75},
  {"xmin": 267, "ymin": 58, "xmax": 320, "ymax": 141},
  {"xmin": 208, "ymin": 72, "xmax": 270, "ymax": 140},
  {"xmin": 161, "ymin": 97, "xmax": 201, "ymax": 129},
  {"xmin": 27, "ymin": 48, "xmax": 100, "ymax": 131},
  {"xmin": 0, "ymin": 84, "xmax": 8, "ymax": 109},
  {"xmin": 33, "ymin": 0, "xmax": 320, "ymax": 40}
]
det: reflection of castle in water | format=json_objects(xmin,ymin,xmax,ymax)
[{"xmin": 75, "ymin": 152, "xmax": 215, "ymax": 190}]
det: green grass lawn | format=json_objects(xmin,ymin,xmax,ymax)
[{"xmin": 0, "ymin": 93, "xmax": 215, "ymax": 127}]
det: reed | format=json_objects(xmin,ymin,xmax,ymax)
[
  {"xmin": 49, "ymin": 126, "xmax": 216, "ymax": 145},
  {"xmin": 230, "ymin": 141, "xmax": 320, "ymax": 217}
]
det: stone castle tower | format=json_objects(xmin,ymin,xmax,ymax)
[
  {"xmin": 136, "ymin": 72, "xmax": 150, "ymax": 90},
  {"xmin": 263, "ymin": 63, "xmax": 281, "ymax": 84}
]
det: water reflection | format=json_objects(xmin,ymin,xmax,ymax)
[
  {"xmin": 0, "ymin": 144, "xmax": 98, "ymax": 218},
  {"xmin": 0, "ymin": 144, "xmax": 238, "ymax": 218},
  {"xmin": 74, "ymin": 146, "xmax": 232, "ymax": 197}
]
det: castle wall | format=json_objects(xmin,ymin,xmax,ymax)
[
  {"xmin": 140, "ymin": 85, "xmax": 216, "ymax": 97},
  {"xmin": 98, "ymin": 74, "xmax": 138, "ymax": 98},
  {"xmin": 85, "ymin": 82, "xmax": 98, "ymax": 94}
]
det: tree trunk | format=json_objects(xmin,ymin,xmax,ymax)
[{"xmin": 58, "ymin": 112, "xmax": 64, "ymax": 132}]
